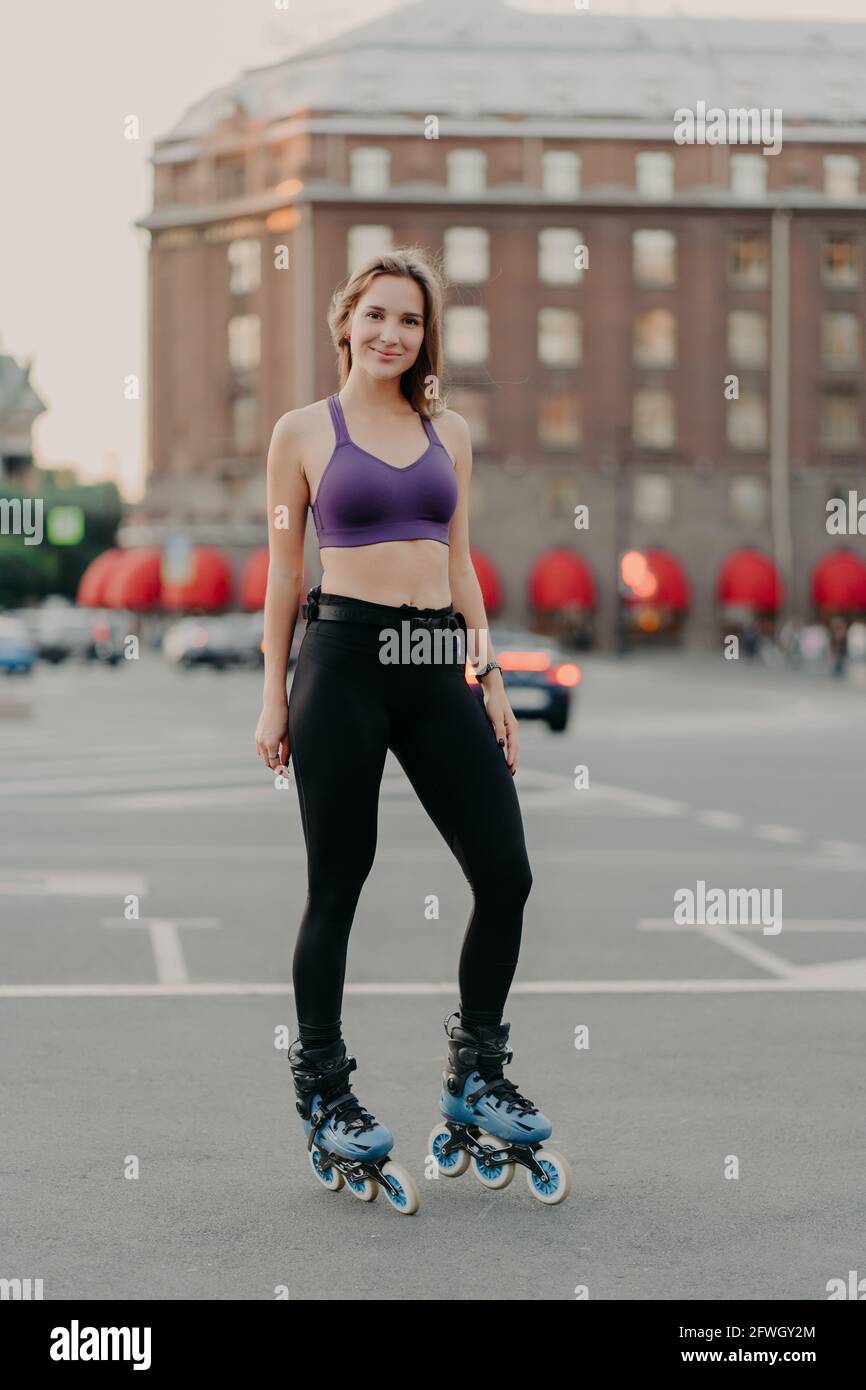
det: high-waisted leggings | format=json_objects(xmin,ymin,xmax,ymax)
[{"xmin": 287, "ymin": 592, "xmax": 533, "ymax": 1038}]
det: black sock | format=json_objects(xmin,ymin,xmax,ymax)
[{"xmin": 297, "ymin": 1019, "xmax": 343, "ymax": 1048}]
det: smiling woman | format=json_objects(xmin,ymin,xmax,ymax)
[{"xmin": 254, "ymin": 244, "xmax": 570, "ymax": 1210}]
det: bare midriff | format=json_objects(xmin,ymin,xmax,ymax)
[{"xmin": 319, "ymin": 539, "xmax": 452, "ymax": 609}]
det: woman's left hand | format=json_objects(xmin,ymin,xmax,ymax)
[{"xmin": 481, "ymin": 684, "xmax": 519, "ymax": 775}]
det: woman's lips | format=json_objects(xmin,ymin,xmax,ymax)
[{"xmin": 370, "ymin": 347, "xmax": 400, "ymax": 358}]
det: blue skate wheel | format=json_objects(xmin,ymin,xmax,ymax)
[
  {"xmin": 471, "ymin": 1132, "xmax": 515, "ymax": 1190},
  {"xmin": 346, "ymin": 1172, "xmax": 379, "ymax": 1202},
  {"xmin": 380, "ymin": 1160, "xmax": 419, "ymax": 1215},
  {"xmin": 525, "ymin": 1147, "xmax": 572, "ymax": 1205},
  {"xmin": 309, "ymin": 1146, "xmax": 345, "ymax": 1191},
  {"xmin": 427, "ymin": 1123, "xmax": 470, "ymax": 1177}
]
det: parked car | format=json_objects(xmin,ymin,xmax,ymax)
[
  {"xmin": 466, "ymin": 626, "xmax": 580, "ymax": 732},
  {"xmin": 162, "ymin": 613, "xmax": 266, "ymax": 669},
  {"xmin": 18, "ymin": 605, "xmax": 131, "ymax": 664},
  {"xmin": 0, "ymin": 616, "xmax": 38, "ymax": 674}
]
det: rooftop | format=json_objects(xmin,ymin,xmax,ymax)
[{"xmin": 158, "ymin": 0, "xmax": 866, "ymax": 146}]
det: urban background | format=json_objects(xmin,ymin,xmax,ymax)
[
  {"xmin": 2, "ymin": 0, "xmax": 866, "ymax": 659},
  {"xmin": 4, "ymin": 0, "xmax": 866, "ymax": 1307}
]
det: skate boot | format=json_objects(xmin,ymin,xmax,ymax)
[
  {"xmin": 426, "ymin": 1012, "xmax": 571, "ymax": 1204},
  {"xmin": 288, "ymin": 1035, "xmax": 419, "ymax": 1214}
]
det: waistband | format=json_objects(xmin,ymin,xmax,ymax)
[{"xmin": 301, "ymin": 584, "xmax": 464, "ymax": 633}]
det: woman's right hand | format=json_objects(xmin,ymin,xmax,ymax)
[{"xmin": 256, "ymin": 698, "xmax": 290, "ymax": 775}]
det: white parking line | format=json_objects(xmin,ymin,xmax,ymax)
[
  {"xmin": 100, "ymin": 916, "xmax": 221, "ymax": 985},
  {"xmin": 754, "ymin": 824, "xmax": 807, "ymax": 844},
  {"xmin": 639, "ymin": 918, "xmax": 866, "ymax": 932},
  {"xmin": 696, "ymin": 925, "xmax": 797, "ymax": 978},
  {"xmin": 2, "ymin": 976, "xmax": 866, "ymax": 998},
  {"xmin": 697, "ymin": 811, "xmax": 744, "ymax": 830},
  {"xmin": 0, "ymin": 872, "xmax": 148, "ymax": 897},
  {"xmin": 819, "ymin": 839, "xmax": 864, "ymax": 859}
]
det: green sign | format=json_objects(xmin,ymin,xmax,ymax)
[{"xmin": 47, "ymin": 505, "xmax": 85, "ymax": 545}]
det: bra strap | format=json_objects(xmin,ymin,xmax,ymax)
[
  {"xmin": 327, "ymin": 394, "xmax": 349, "ymax": 446},
  {"xmin": 419, "ymin": 411, "xmax": 442, "ymax": 446}
]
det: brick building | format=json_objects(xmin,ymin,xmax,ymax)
[{"xmin": 132, "ymin": 0, "xmax": 866, "ymax": 644}]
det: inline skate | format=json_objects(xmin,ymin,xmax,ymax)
[
  {"xmin": 427, "ymin": 1012, "xmax": 571, "ymax": 1205},
  {"xmin": 288, "ymin": 1035, "xmax": 419, "ymax": 1214}
]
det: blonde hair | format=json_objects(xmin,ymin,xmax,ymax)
[{"xmin": 327, "ymin": 245, "xmax": 446, "ymax": 417}]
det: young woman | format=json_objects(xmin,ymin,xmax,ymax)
[{"xmin": 255, "ymin": 247, "xmax": 570, "ymax": 1211}]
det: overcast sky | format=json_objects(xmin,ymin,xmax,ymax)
[{"xmin": 2, "ymin": 0, "xmax": 864, "ymax": 501}]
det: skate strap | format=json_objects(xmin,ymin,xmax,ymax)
[{"xmin": 467, "ymin": 1076, "xmax": 538, "ymax": 1116}]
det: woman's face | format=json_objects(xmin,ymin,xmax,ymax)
[{"xmin": 349, "ymin": 274, "xmax": 426, "ymax": 380}]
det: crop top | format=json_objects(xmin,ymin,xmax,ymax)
[{"xmin": 311, "ymin": 394, "xmax": 459, "ymax": 547}]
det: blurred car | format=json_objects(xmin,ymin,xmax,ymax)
[
  {"xmin": 20, "ymin": 605, "xmax": 131, "ymax": 664},
  {"xmin": 465, "ymin": 626, "xmax": 580, "ymax": 733},
  {"xmin": 162, "ymin": 613, "xmax": 266, "ymax": 669},
  {"xmin": 0, "ymin": 616, "xmax": 38, "ymax": 674}
]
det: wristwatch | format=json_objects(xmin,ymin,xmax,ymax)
[{"xmin": 475, "ymin": 659, "xmax": 502, "ymax": 682}]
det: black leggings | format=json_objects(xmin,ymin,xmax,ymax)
[{"xmin": 287, "ymin": 592, "xmax": 533, "ymax": 1038}]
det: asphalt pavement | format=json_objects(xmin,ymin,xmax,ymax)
[{"xmin": 1, "ymin": 650, "xmax": 864, "ymax": 1299}]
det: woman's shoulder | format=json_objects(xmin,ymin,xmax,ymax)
[
  {"xmin": 272, "ymin": 397, "xmax": 332, "ymax": 441},
  {"xmin": 429, "ymin": 406, "xmax": 471, "ymax": 454}
]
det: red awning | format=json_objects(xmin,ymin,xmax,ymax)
[
  {"xmin": 470, "ymin": 549, "xmax": 502, "ymax": 615},
  {"xmin": 716, "ymin": 548, "xmax": 783, "ymax": 612},
  {"xmin": 103, "ymin": 548, "xmax": 163, "ymax": 611},
  {"xmin": 528, "ymin": 549, "xmax": 596, "ymax": 612},
  {"xmin": 161, "ymin": 546, "xmax": 232, "ymax": 612},
  {"xmin": 240, "ymin": 548, "xmax": 269, "ymax": 611},
  {"xmin": 76, "ymin": 548, "xmax": 127, "ymax": 607},
  {"xmin": 622, "ymin": 548, "xmax": 690, "ymax": 611},
  {"xmin": 812, "ymin": 549, "xmax": 866, "ymax": 612}
]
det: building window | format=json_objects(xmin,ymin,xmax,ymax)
[
  {"xmin": 265, "ymin": 143, "xmax": 285, "ymax": 188},
  {"xmin": 216, "ymin": 157, "xmax": 245, "ymax": 200},
  {"xmin": 447, "ymin": 149, "xmax": 486, "ymax": 195},
  {"xmin": 727, "ymin": 393, "xmax": 768, "ymax": 450},
  {"xmin": 538, "ymin": 393, "xmax": 581, "ymax": 447},
  {"xmin": 232, "ymin": 395, "xmax": 257, "ymax": 452},
  {"xmin": 730, "ymin": 154, "xmax": 767, "ymax": 199},
  {"xmin": 446, "ymin": 389, "xmax": 489, "ymax": 447},
  {"xmin": 443, "ymin": 227, "xmax": 489, "ymax": 283},
  {"xmin": 228, "ymin": 315, "xmax": 260, "ymax": 371},
  {"xmin": 821, "ymin": 390, "xmax": 861, "ymax": 448},
  {"xmin": 538, "ymin": 309, "xmax": 581, "ymax": 367},
  {"xmin": 347, "ymin": 225, "xmax": 393, "ymax": 274},
  {"xmin": 824, "ymin": 154, "xmax": 859, "ymax": 199},
  {"xmin": 633, "ymin": 388, "xmax": 675, "ymax": 448},
  {"xmin": 730, "ymin": 474, "xmax": 769, "ymax": 525},
  {"xmin": 635, "ymin": 152, "xmax": 674, "ymax": 199},
  {"xmin": 444, "ymin": 306, "xmax": 488, "ymax": 364},
  {"xmin": 172, "ymin": 162, "xmax": 195, "ymax": 204},
  {"xmin": 227, "ymin": 238, "xmax": 260, "ymax": 294},
  {"xmin": 821, "ymin": 312, "xmax": 861, "ymax": 369},
  {"xmin": 539, "ymin": 227, "xmax": 583, "ymax": 284},
  {"xmin": 822, "ymin": 234, "xmax": 860, "ymax": 288},
  {"xmin": 633, "ymin": 309, "xmax": 675, "ymax": 367},
  {"xmin": 542, "ymin": 150, "xmax": 581, "ymax": 199},
  {"xmin": 349, "ymin": 147, "xmax": 390, "ymax": 194},
  {"xmin": 633, "ymin": 229, "xmax": 676, "ymax": 287},
  {"xmin": 728, "ymin": 310, "xmax": 768, "ymax": 368},
  {"xmin": 729, "ymin": 234, "xmax": 769, "ymax": 288},
  {"xmin": 542, "ymin": 473, "xmax": 578, "ymax": 522},
  {"xmin": 634, "ymin": 473, "xmax": 673, "ymax": 524}
]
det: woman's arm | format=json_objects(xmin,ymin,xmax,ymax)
[
  {"xmin": 443, "ymin": 411, "xmax": 519, "ymax": 775},
  {"xmin": 255, "ymin": 411, "xmax": 308, "ymax": 771}
]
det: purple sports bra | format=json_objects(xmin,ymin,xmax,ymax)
[{"xmin": 311, "ymin": 394, "xmax": 458, "ymax": 547}]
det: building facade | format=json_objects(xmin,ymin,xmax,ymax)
[{"xmin": 133, "ymin": 0, "xmax": 866, "ymax": 644}]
